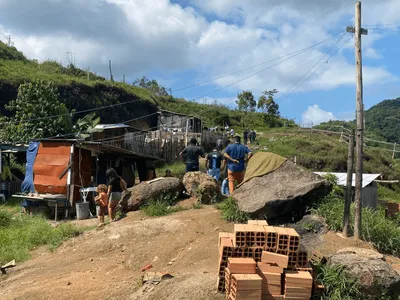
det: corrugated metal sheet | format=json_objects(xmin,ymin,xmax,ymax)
[
  {"xmin": 33, "ymin": 142, "xmax": 71, "ymax": 195},
  {"xmin": 314, "ymin": 172, "xmax": 381, "ymax": 188}
]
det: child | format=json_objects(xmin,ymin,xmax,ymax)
[{"xmin": 94, "ymin": 184, "xmax": 108, "ymax": 227}]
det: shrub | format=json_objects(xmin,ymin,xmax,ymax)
[
  {"xmin": 141, "ymin": 194, "xmax": 182, "ymax": 217},
  {"xmin": 216, "ymin": 198, "xmax": 249, "ymax": 223},
  {"xmin": 313, "ymin": 189, "xmax": 400, "ymax": 256},
  {"xmin": 314, "ymin": 263, "xmax": 362, "ymax": 300}
]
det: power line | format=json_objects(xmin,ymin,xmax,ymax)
[
  {"xmin": 276, "ymin": 33, "xmax": 351, "ymax": 103},
  {"xmin": 171, "ymin": 32, "xmax": 344, "ymax": 93}
]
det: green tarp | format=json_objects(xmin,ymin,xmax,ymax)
[{"xmin": 239, "ymin": 152, "xmax": 287, "ymax": 187}]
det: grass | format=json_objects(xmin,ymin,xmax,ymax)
[
  {"xmin": 141, "ymin": 193, "xmax": 184, "ymax": 217},
  {"xmin": 256, "ymin": 131, "xmax": 400, "ymax": 179},
  {"xmin": 314, "ymin": 262, "xmax": 397, "ymax": 300},
  {"xmin": 142, "ymin": 200, "xmax": 184, "ymax": 217},
  {"xmin": 0, "ymin": 208, "xmax": 90, "ymax": 265},
  {"xmin": 312, "ymin": 186, "xmax": 400, "ymax": 256},
  {"xmin": 378, "ymin": 185, "xmax": 400, "ymax": 203},
  {"xmin": 155, "ymin": 161, "xmax": 187, "ymax": 179},
  {"xmin": 216, "ymin": 198, "xmax": 249, "ymax": 223},
  {"xmin": 313, "ymin": 263, "xmax": 363, "ymax": 300}
]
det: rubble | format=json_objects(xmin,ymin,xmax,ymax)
[{"xmin": 182, "ymin": 172, "xmax": 220, "ymax": 204}]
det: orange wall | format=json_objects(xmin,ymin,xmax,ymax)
[{"xmin": 33, "ymin": 142, "xmax": 71, "ymax": 195}]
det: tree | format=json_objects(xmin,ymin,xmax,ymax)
[
  {"xmin": 0, "ymin": 80, "xmax": 72, "ymax": 143},
  {"xmin": 258, "ymin": 89, "xmax": 280, "ymax": 116},
  {"xmin": 133, "ymin": 76, "xmax": 171, "ymax": 97},
  {"xmin": 236, "ymin": 90, "xmax": 256, "ymax": 112},
  {"xmin": 73, "ymin": 112, "xmax": 102, "ymax": 139}
]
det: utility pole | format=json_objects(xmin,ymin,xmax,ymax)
[
  {"xmin": 343, "ymin": 129, "xmax": 355, "ymax": 237},
  {"xmin": 347, "ymin": 1, "xmax": 368, "ymax": 240},
  {"xmin": 109, "ymin": 60, "xmax": 114, "ymax": 82},
  {"xmin": 123, "ymin": 74, "xmax": 126, "ymax": 83}
]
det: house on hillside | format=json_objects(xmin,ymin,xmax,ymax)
[
  {"xmin": 158, "ymin": 110, "xmax": 202, "ymax": 133},
  {"xmin": 15, "ymin": 139, "xmax": 160, "ymax": 219},
  {"xmin": 314, "ymin": 172, "xmax": 381, "ymax": 209}
]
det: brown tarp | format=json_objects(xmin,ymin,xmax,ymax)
[
  {"xmin": 33, "ymin": 142, "xmax": 71, "ymax": 195},
  {"xmin": 239, "ymin": 152, "xmax": 287, "ymax": 187}
]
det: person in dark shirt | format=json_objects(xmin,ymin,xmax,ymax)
[
  {"xmin": 224, "ymin": 136, "xmax": 252, "ymax": 193},
  {"xmin": 179, "ymin": 137, "xmax": 205, "ymax": 172},
  {"xmin": 206, "ymin": 148, "xmax": 225, "ymax": 180},
  {"xmin": 216, "ymin": 136, "xmax": 224, "ymax": 151},
  {"xmin": 106, "ymin": 168, "xmax": 127, "ymax": 222},
  {"xmin": 243, "ymin": 129, "xmax": 249, "ymax": 145}
]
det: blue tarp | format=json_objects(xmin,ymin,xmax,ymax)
[{"xmin": 21, "ymin": 141, "xmax": 40, "ymax": 193}]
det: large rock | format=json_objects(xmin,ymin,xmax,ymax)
[
  {"xmin": 232, "ymin": 160, "xmax": 331, "ymax": 221},
  {"xmin": 120, "ymin": 177, "xmax": 184, "ymax": 211},
  {"xmin": 329, "ymin": 247, "xmax": 400, "ymax": 297},
  {"xmin": 182, "ymin": 172, "xmax": 220, "ymax": 204}
]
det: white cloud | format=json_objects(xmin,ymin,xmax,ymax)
[
  {"xmin": 0, "ymin": 0, "xmax": 399, "ymax": 96},
  {"xmin": 364, "ymin": 48, "xmax": 382, "ymax": 59},
  {"xmin": 302, "ymin": 105, "xmax": 336, "ymax": 125}
]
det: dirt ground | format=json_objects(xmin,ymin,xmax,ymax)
[{"xmin": 1, "ymin": 206, "xmax": 399, "ymax": 300}]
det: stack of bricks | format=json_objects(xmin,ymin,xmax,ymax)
[
  {"xmin": 218, "ymin": 220, "xmax": 316, "ymax": 299},
  {"xmin": 225, "ymin": 258, "xmax": 262, "ymax": 300},
  {"xmin": 284, "ymin": 270, "xmax": 313, "ymax": 300},
  {"xmin": 386, "ymin": 202, "xmax": 400, "ymax": 218}
]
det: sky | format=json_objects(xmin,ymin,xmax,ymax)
[{"xmin": 1, "ymin": 0, "xmax": 400, "ymax": 125}]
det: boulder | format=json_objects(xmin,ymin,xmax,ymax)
[
  {"xmin": 232, "ymin": 160, "xmax": 331, "ymax": 221},
  {"xmin": 120, "ymin": 178, "xmax": 184, "ymax": 211},
  {"xmin": 182, "ymin": 172, "xmax": 220, "ymax": 204},
  {"xmin": 329, "ymin": 247, "xmax": 400, "ymax": 297}
]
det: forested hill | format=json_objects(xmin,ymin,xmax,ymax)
[
  {"xmin": 364, "ymin": 99, "xmax": 400, "ymax": 143},
  {"xmin": 319, "ymin": 98, "xmax": 400, "ymax": 143},
  {"xmin": 0, "ymin": 41, "xmax": 292, "ymax": 130}
]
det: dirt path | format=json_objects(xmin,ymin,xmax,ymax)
[
  {"xmin": 0, "ymin": 206, "xmax": 230, "ymax": 300},
  {"xmin": 1, "ymin": 207, "xmax": 399, "ymax": 300}
]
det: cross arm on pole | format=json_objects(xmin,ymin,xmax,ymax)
[{"xmin": 346, "ymin": 26, "xmax": 368, "ymax": 35}]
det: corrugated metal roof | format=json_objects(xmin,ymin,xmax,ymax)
[
  {"xmin": 314, "ymin": 172, "xmax": 381, "ymax": 188},
  {"xmin": 95, "ymin": 124, "xmax": 130, "ymax": 130}
]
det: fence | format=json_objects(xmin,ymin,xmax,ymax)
[{"xmin": 103, "ymin": 129, "xmax": 225, "ymax": 163}]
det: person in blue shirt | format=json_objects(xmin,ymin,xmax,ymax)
[
  {"xmin": 223, "ymin": 136, "xmax": 253, "ymax": 194},
  {"xmin": 205, "ymin": 148, "xmax": 225, "ymax": 181}
]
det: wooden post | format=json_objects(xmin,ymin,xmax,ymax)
[
  {"xmin": 351, "ymin": 1, "xmax": 368, "ymax": 240},
  {"xmin": 392, "ymin": 142, "xmax": 396, "ymax": 159},
  {"xmin": 109, "ymin": 60, "xmax": 114, "ymax": 82},
  {"xmin": 343, "ymin": 129, "xmax": 355, "ymax": 237}
]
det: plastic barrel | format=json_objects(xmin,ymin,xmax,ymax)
[{"xmin": 76, "ymin": 202, "xmax": 90, "ymax": 220}]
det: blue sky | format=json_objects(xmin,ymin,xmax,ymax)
[{"xmin": 1, "ymin": 0, "xmax": 400, "ymax": 125}]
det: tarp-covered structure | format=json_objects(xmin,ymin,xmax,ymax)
[{"xmin": 21, "ymin": 139, "xmax": 161, "ymax": 214}]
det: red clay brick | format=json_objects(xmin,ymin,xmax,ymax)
[{"xmin": 261, "ymin": 251, "xmax": 289, "ymax": 268}]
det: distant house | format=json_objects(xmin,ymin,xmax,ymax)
[
  {"xmin": 314, "ymin": 172, "xmax": 381, "ymax": 209},
  {"xmin": 158, "ymin": 110, "xmax": 202, "ymax": 133}
]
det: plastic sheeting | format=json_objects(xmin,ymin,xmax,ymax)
[{"xmin": 21, "ymin": 142, "xmax": 40, "ymax": 193}]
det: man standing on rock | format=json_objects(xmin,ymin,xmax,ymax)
[
  {"xmin": 180, "ymin": 137, "xmax": 205, "ymax": 172},
  {"xmin": 206, "ymin": 147, "xmax": 225, "ymax": 181},
  {"xmin": 224, "ymin": 136, "xmax": 252, "ymax": 194}
]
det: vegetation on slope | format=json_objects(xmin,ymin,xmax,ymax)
[
  {"xmin": 0, "ymin": 208, "xmax": 90, "ymax": 265},
  {"xmin": 319, "ymin": 98, "xmax": 400, "ymax": 144}
]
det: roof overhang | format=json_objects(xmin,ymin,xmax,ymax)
[{"xmin": 314, "ymin": 172, "xmax": 381, "ymax": 188}]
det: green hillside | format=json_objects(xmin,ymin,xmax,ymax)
[
  {"xmin": 318, "ymin": 98, "xmax": 400, "ymax": 143},
  {"xmin": 0, "ymin": 41, "xmax": 292, "ymax": 129}
]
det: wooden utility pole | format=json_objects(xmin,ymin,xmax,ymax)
[
  {"xmin": 109, "ymin": 60, "xmax": 114, "ymax": 82},
  {"xmin": 343, "ymin": 129, "xmax": 355, "ymax": 237},
  {"xmin": 347, "ymin": 1, "xmax": 368, "ymax": 239}
]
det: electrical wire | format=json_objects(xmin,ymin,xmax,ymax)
[
  {"xmin": 275, "ymin": 33, "xmax": 352, "ymax": 103},
  {"xmin": 171, "ymin": 32, "xmax": 344, "ymax": 93}
]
